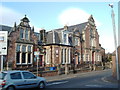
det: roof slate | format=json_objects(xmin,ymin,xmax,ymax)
[
  {"xmin": 46, "ymin": 22, "xmax": 88, "ymax": 44},
  {"xmin": 0, "ymin": 25, "xmax": 12, "ymax": 33}
]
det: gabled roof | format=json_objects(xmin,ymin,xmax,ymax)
[{"xmin": 54, "ymin": 22, "xmax": 88, "ymax": 33}]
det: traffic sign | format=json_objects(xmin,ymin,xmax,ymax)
[
  {"xmin": 34, "ymin": 51, "xmax": 40, "ymax": 56},
  {"xmin": 0, "ymin": 31, "xmax": 8, "ymax": 55}
]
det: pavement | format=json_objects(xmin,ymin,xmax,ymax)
[{"xmin": 45, "ymin": 69, "xmax": 118, "ymax": 84}]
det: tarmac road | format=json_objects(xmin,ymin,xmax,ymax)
[{"xmin": 46, "ymin": 69, "xmax": 118, "ymax": 88}]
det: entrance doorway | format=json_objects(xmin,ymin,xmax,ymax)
[{"xmin": 39, "ymin": 55, "xmax": 43, "ymax": 66}]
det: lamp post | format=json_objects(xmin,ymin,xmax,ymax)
[{"xmin": 109, "ymin": 4, "xmax": 119, "ymax": 81}]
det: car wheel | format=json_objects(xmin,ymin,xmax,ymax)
[
  {"xmin": 38, "ymin": 81, "xmax": 45, "ymax": 88},
  {"xmin": 7, "ymin": 86, "xmax": 15, "ymax": 90}
]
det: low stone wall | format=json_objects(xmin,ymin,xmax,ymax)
[{"xmin": 33, "ymin": 70, "xmax": 58, "ymax": 77}]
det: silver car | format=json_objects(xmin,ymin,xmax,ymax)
[{"xmin": 0, "ymin": 70, "xmax": 47, "ymax": 90}]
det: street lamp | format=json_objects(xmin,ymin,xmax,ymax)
[{"xmin": 109, "ymin": 4, "xmax": 119, "ymax": 81}]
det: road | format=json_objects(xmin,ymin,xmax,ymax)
[{"xmin": 46, "ymin": 69, "xmax": 118, "ymax": 88}]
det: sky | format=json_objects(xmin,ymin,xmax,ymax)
[{"xmin": 0, "ymin": 1, "xmax": 119, "ymax": 53}]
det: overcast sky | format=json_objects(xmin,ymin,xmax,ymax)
[{"xmin": 0, "ymin": 1, "xmax": 119, "ymax": 53}]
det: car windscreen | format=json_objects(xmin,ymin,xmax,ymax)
[{"xmin": 0, "ymin": 72, "xmax": 7, "ymax": 80}]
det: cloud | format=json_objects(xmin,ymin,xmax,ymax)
[
  {"xmin": 0, "ymin": 6, "xmax": 40, "ymax": 32},
  {"xmin": 0, "ymin": 6, "xmax": 23, "ymax": 26},
  {"xmin": 58, "ymin": 8, "xmax": 101, "ymax": 27},
  {"xmin": 99, "ymin": 34, "xmax": 115, "ymax": 53}
]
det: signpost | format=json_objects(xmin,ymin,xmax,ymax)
[
  {"xmin": 0, "ymin": 31, "xmax": 8, "ymax": 72},
  {"xmin": 34, "ymin": 50, "xmax": 40, "ymax": 76}
]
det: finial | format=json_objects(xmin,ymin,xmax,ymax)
[
  {"xmin": 109, "ymin": 4, "xmax": 113, "ymax": 8},
  {"xmin": 25, "ymin": 14, "xmax": 26, "ymax": 17}
]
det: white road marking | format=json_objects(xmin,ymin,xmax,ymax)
[
  {"xmin": 101, "ymin": 76, "xmax": 111, "ymax": 83},
  {"xmin": 85, "ymin": 85, "xmax": 102, "ymax": 87},
  {"xmin": 47, "ymin": 81, "xmax": 68, "ymax": 86}
]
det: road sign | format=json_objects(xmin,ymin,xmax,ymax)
[
  {"xmin": 0, "ymin": 31, "xmax": 8, "ymax": 55},
  {"xmin": 34, "ymin": 51, "xmax": 40, "ymax": 56}
]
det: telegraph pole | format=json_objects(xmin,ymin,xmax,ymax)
[{"xmin": 109, "ymin": 4, "xmax": 119, "ymax": 81}]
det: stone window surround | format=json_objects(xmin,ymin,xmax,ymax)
[
  {"xmin": 62, "ymin": 48, "xmax": 71, "ymax": 64},
  {"xmin": 16, "ymin": 43, "xmax": 33, "ymax": 65},
  {"xmin": 46, "ymin": 49, "xmax": 50, "ymax": 64}
]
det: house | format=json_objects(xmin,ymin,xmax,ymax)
[
  {"xmin": 44, "ymin": 15, "xmax": 104, "ymax": 70},
  {"xmin": 43, "ymin": 28, "xmax": 73, "ymax": 69}
]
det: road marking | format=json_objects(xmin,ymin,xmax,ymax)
[
  {"xmin": 101, "ymin": 76, "xmax": 111, "ymax": 83},
  {"xmin": 47, "ymin": 81, "xmax": 68, "ymax": 86},
  {"xmin": 85, "ymin": 85, "xmax": 102, "ymax": 87}
]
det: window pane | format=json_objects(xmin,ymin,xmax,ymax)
[
  {"xmin": 25, "ymin": 30, "xmax": 28, "ymax": 40},
  {"xmin": 16, "ymin": 45, "xmax": 20, "ymax": 52},
  {"xmin": 22, "ymin": 53, "xmax": 26, "ymax": 63},
  {"xmin": 64, "ymin": 49, "xmax": 66, "ymax": 63},
  {"xmin": 10, "ymin": 72, "xmax": 22, "ymax": 79},
  {"xmin": 28, "ymin": 53, "xmax": 31, "ymax": 63},
  {"xmin": 0, "ymin": 73, "xmax": 7, "ymax": 80},
  {"xmin": 23, "ymin": 72, "xmax": 35, "ymax": 79},
  {"xmin": 20, "ymin": 29, "xmax": 24, "ymax": 39},
  {"xmin": 22, "ymin": 45, "xmax": 26, "ymax": 52},
  {"xmin": 28, "ymin": 46, "xmax": 31, "ymax": 52},
  {"xmin": 16, "ymin": 52, "xmax": 20, "ymax": 63},
  {"xmin": 64, "ymin": 34, "xmax": 66, "ymax": 43},
  {"xmin": 61, "ymin": 49, "xmax": 63, "ymax": 64}
]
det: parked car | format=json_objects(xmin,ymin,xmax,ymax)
[{"xmin": 0, "ymin": 70, "xmax": 47, "ymax": 90}]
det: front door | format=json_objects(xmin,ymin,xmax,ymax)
[{"xmin": 40, "ymin": 55, "xmax": 43, "ymax": 66}]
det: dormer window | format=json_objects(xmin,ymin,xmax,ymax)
[
  {"xmin": 20, "ymin": 29, "xmax": 24, "ymax": 39},
  {"xmin": 25, "ymin": 29, "xmax": 28, "ymax": 40},
  {"xmin": 20, "ymin": 28, "xmax": 30, "ymax": 40},
  {"xmin": 64, "ymin": 34, "xmax": 67, "ymax": 43}
]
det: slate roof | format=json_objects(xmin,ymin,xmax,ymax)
[
  {"xmin": 54, "ymin": 22, "xmax": 88, "ymax": 32},
  {"xmin": 0, "ymin": 25, "xmax": 12, "ymax": 33},
  {"xmin": 46, "ymin": 22, "xmax": 88, "ymax": 45}
]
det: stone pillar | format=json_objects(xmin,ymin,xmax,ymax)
[
  {"xmin": 65, "ymin": 64, "xmax": 69, "ymax": 75},
  {"xmin": 93, "ymin": 64, "xmax": 96, "ymax": 71},
  {"xmin": 65, "ymin": 49, "xmax": 69, "ymax": 75},
  {"xmin": 57, "ymin": 64, "xmax": 61, "ymax": 75}
]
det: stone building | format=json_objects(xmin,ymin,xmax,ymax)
[
  {"xmin": 0, "ymin": 15, "xmax": 43, "ymax": 69},
  {"xmin": 44, "ymin": 15, "xmax": 104, "ymax": 70},
  {"xmin": 0, "ymin": 15, "xmax": 105, "ymax": 71}
]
